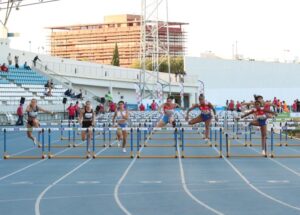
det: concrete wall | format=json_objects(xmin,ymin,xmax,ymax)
[{"xmin": 185, "ymin": 57, "xmax": 300, "ymax": 105}]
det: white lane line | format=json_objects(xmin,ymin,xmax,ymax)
[
  {"xmin": 178, "ymin": 148, "xmax": 224, "ymax": 215},
  {"xmin": 0, "ymin": 148, "xmax": 69, "ymax": 181},
  {"xmin": 250, "ymin": 147, "xmax": 300, "ymax": 177},
  {"xmin": 0, "ymin": 137, "xmax": 61, "ymax": 161},
  {"xmin": 113, "ymin": 131, "xmax": 151, "ymax": 215},
  {"xmin": 215, "ymin": 147, "xmax": 300, "ymax": 211},
  {"xmin": 76, "ymin": 181, "xmax": 101, "ymax": 184},
  {"xmin": 139, "ymin": 181, "xmax": 162, "ymax": 184},
  {"xmin": 236, "ymin": 137, "xmax": 300, "ymax": 177},
  {"xmin": 34, "ymin": 141, "xmax": 115, "ymax": 215},
  {"xmin": 177, "ymin": 112, "xmax": 223, "ymax": 214},
  {"xmin": 0, "ymin": 147, "xmax": 35, "ymax": 161},
  {"xmin": 0, "ymin": 137, "xmax": 83, "ymax": 181},
  {"xmin": 267, "ymin": 180, "xmax": 290, "ymax": 184},
  {"xmin": 11, "ymin": 181, "xmax": 33, "ymax": 185}
]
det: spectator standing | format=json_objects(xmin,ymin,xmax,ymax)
[
  {"xmin": 74, "ymin": 101, "xmax": 80, "ymax": 118},
  {"xmin": 150, "ymin": 100, "xmax": 158, "ymax": 111},
  {"xmin": 109, "ymin": 101, "xmax": 116, "ymax": 112},
  {"xmin": 139, "ymin": 103, "xmax": 145, "ymax": 111},
  {"xmin": 16, "ymin": 103, "xmax": 24, "ymax": 126},
  {"xmin": 96, "ymin": 103, "xmax": 105, "ymax": 115},
  {"xmin": 33, "ymin": 55, "xmax": 41, "ymax": 67},
  {"xmin": 297, "ymin": 99, "xmax": 300, "ymax": 112},
  {"xmin": 7, "ymin": 53, "xmax": 12, "ymax": 66},
  {"xmin": 67, "ymin": 103, "xmax": 76, "ymax": 120},
  {"xmin": 292, "ymin": 100, "xmax": 297, "ymax": 112},
  {"xmin": 236, "ymin": 101, "xmax": 242, "ymax": 112},
  {"xmin": 228, "ymin": 100, "xmax": 235, "ymax": 111},
  {"xmin": 14, "ymin": 55, "xmax": 19, "ymax": 68}
]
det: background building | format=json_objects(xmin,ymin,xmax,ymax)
[{"xmin": 48, "ymin": 14, "xmax": 187, "ymax": 67}]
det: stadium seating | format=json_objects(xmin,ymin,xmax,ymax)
[{"xmin": 0, "ymin": 68, "xmax": 69, "ymax": 113}]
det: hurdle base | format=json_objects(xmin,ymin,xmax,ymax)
[
  {"xmin": 137, "ymin": 155, "xmax": 177, "ymax": 158},
  {"xmin": 226, "ymin": 154, "xmax": 267, "ymax": 158},
  {"xmin": 270, "ymin": 154, "xmax": 300, "ymax": 158},
  {"xmin": 48, "ymin": 153, "xmax": 89, "ymax": 159},
  {"xmin": 3, "ymin": 155, "xmax": 45, "ymax": 159}
]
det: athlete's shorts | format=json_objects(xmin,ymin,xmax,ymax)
[
  {"xmin": 201, "ymin": 113, "xmax": 212, "ymax": 122},
  {"xmin": 118, "ymin": 123, "xmax": 127, "ymax": 128},
  {"xmin": 162, "ymin": 115, "xmax": 170, "ymax": 124},
  {"xmin": 82, "ymin": 121, "xmax": 93, "ymax": 128},
  {"xmin": 27, "ymin": 119, "xmax": 34, "ymax": 127},
  {"xmin": 257, "ymin": 118, "xmax": 267, "ymax": 126}
]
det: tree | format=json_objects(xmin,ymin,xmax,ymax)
[
  {"xmin": 111, "ymin": 43, "xmax": 120, "ymax": 66},
  {"xmin": 130, "ymin": 56, "xmax": 184, "ymax": 74}
]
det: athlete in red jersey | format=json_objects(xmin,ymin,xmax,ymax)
[
  {"xmin": 240, "ymin": 101, "xmax": 277, "ymax": 156},
  {"xmin": 186, "ymin": 94, "xmax": 217, "ymax": 142},
  {"xmin": 156, "ymin": 97, "xmax": 180, "ymax": 127}
]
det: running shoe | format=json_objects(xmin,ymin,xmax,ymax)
[
  {"xmin": 33, "ymin": 137, "xmax": 38, "ymax": 146},
  {"xmin": 122, "ymin": 148, "xmax": 127, "ymax": 153}
]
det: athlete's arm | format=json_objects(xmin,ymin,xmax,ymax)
[
  {"xmin": 241, "ymin": 110, "xmax": 254, "ymax": 119},
  {"xmin": 112, "ymin": 111, "xmax": 117, "ymax": 125},
  {"xmin": 78, "ymin": 109, "xmax": 84, "ymax": 125},
  {"xmin": 38, "ymin": 106, "xmax": 53, "ymax": 115}
]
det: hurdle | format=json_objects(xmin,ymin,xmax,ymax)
[
  {"xmin": 93, "ymin": 128, "xmax": 134, "ymax": 158},
  {"xmin": 270, "ymin": 128, "xmax": 300, "ymax": 158},
  {"xmin": 181, "ymin": 127, "xmax": 222, "ymax": 158},
  {"xmin": 137, "ymin": 128, "xmax": 178, "ymax": 158},
  {"xmin": 48, "ymin": 128, "xmax": 91, "ymax": 159},
  {"xmin": 3, "ymin": 128, "xmax": 47, "ymax": 159},
  {"xmin": 144, "ymin": 127, "xmax": 178, "ymax": 148},
  {"xmin": 225, "ymin": 132, "xmax": 267, "ymax": 158},
  {"xmin": 178, "ymin": 127, "xmax": 220, "ymax": 147}
]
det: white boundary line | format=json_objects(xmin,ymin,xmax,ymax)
[
  {"xmin": 0, "ymin": 147, "xmax": 69, "ymax": 181},
  {"xmin": 113, "ymin": 131, "xmax": 151, "ymax": 215},
  {"xmin": 215, "ymin": 144, "xmax": 300, "ymax": 212},
  {"xmin": 177, "ymin": 148, "xmax": 224, "ymax": 215},
  {"xmin": 0, "ymin": 147, "xmax": 35, "ymax": 161},
  {"xmin": 34, "ymin": 141, "xmax": 116, "ymax": 215},
  {"xmin": 176, "ymin": 119, "xmax": 224, "ymax": 215},
  {"xmin": 234, "ymin": 137, "xmax": 300, "ymax": 177}
]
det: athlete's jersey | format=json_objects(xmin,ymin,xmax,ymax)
[
  {"xmin": 27, "ymin": 106, "xmax": 39, "ymax": 118},
  {"xmin": 163, "ymin": 104, "xmax": 176, "ymax": 116},
  {"xmin": 199, "ymin": 101, "xmax": 211, "ymax": 115},
  {"xmin": 253, "ymin": 107, "xmax": 267, "ymax": 119}
]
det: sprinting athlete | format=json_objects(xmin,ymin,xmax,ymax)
[
  {"xmin": 26, "ymin": 98, "xmax": 54, "ymax": 145},
  {"xmin": 186, "ymin": 94, "xmax": 217, "ymax": 142},
  {"xmin": 240, "ymin": 100, "xmax": 277, "ymax": 156},
  {"xmin": 156, "ymin": 96, "xmax": 180, "ymax": 128},
  {"xmin": 112, "ymin": 101, "xmax": 129, "ymax": 152},
  {"xmin": 78, "ymin": 101, "xmax": 95, "ymax": 152}
]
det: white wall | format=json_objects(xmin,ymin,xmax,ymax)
[{"xmin": 185, "ymin": 57, "xmax": 300, "ymax": 105}]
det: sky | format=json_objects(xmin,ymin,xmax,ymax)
[{"xmin": 2, "ymin": 0, "xmax": 300, "ymax": 62}]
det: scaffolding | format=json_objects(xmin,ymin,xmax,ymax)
[{"xmin": 140, "ymin": 0, "xmax": 183, "ymax": 102}]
